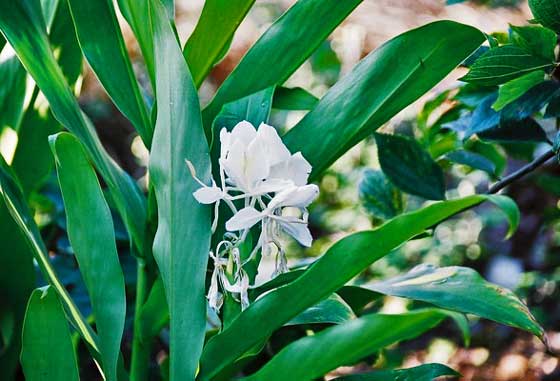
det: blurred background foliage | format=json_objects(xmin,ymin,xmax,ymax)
[{"xmin": 2, "ymin": 0, "xmax": 560, "ymax": 380}]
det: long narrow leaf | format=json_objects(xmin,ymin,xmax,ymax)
[
  {"xmin": 198, "ymin": 195, "xmax": 511, "ymax": 379},
  {"xmin": 183, "ymin": 0, "xmax": 255, "ymax": 87},
  {"xmin": 20, "ymin": 287, "xmax": 79, "ymax": 381},
  {"xmin": 0, "ymin": 0, "xmax": 147, "ymax": 253},
  {"xmin": 283, "ymin": 21, "xmax": 485, "ymax": 178},
  {"xmin": 149, "ymin": 1, "xmax": 212, "ymax": 380},
  {"xmin": 201, "ymin": 0, "xmax": 363, "ymax": 135},
  {"xmin": 67, "ymin": 0, "xmax": 152, "ymax": 146},
  {"xmin": 51, "ymin": 133, "xmax": 126, "ymax": 381},
  {"xmin": 240, "ymin": 309, "xmax": 448, "ymax": 381},
  {"xmin": 0, "ymin": 154, "xmax": 99, "ymax": 357}
]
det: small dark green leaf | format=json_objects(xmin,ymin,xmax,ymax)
[
  {"xmin": 529, "ymin": 0, "xmax": 560, "ymax": 33},
  {"xmin": 359, "ymin": 169, "xmax": 404, "ymax": 220},
  {"xmin": 492, "ymin": 70, "xmax": 545, "ymax": 111},
  {"xmin": 272, "ymin": 86, "xmax": 319, "ymax": 111},
  {"xmin": 21, "ymin": 287, "xmax": 79, "ymax": 381},
  {"xmin": 333, "ymin": 363, "xmax": 460, "ymax": 381},
  {"xmin": 446, "ymin": 149, "xmax": 497, "ymax": 175},
  {"xmin": 183, "ymin": 0, "xmax": 255, "ymax": 87},
  {"xmin": 375, "ymin": 133, "xmax": 446, "ymax": 200},
  {"xmin": 510, "ymin": 25, "xmax": 557, "ymax": 61},
  {"xmin": 479, "ymin": 118, "xmax": 548, "ymax": 143},
  {"xmin": 466, "ymin": 94, "xmax": 500, "ymax": 138},
  {"xmin": 500, "ymin": 80, "xmax": 560, "ymax": 121},
  {"xmin": 239, "ymin": 309, "xmax": 448, "ymax": 381},
  {"xmin": 460, "ymin": 45, "xmax": 554, "ymax": 86},
  {"xmin": 367, "ymin": 264, "xmax": 542, "ymax": 337}
]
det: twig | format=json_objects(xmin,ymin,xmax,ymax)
[{"xmin": 488, "ymin": 149, "xmax": 556, "ymax": 194}]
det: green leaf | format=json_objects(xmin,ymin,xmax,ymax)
[
  {"xmin": 20, "ymin": 287, "xmax": 79, "ymax": 381},
  {"xmin": 116, "ymin": 0, "xmax": 154, "ymax": 85},
  {"xmin": 198, "ymin": 195, "xmax": 504, "ymax": 379},
  {"xmin": 0, "ymin": 204, "xmax": 35, "ymax": 379},
  {"xmin": 359, "ymin": 169, "xmax": 404, "ymax": 220},
  {"xmin": 138, "ymin": 276, "xmax": 169, "ymax": 340},
  {"xmin": 67, "ymin": 0, "xmax": 152, "ymax": 147},
  {"xmin": 460, "ymin": 45, "xmax": 555, "ymax": 86},
  {"xmin": 272, "ymin": 86, "xmax": 319, "ymax": 111},
  {"xmin": 375, "ymin": 133, "xmax": 446, "ymax": 200},
  {"xmin": 310, "ymin": 40, "xmax": 341, "ymax": 86},
  {"xmin": 148, "ymin": 1, "xmax": 211, "ymax": 380},
  {"xmin": 283, "ymin": 21, "xmax": 485, "ymax": 178},
  {"xmin": 239, "ymin": 309, "xmax": 448, "ymax": 381},
  {"xmin": 212, "ymin": 86, "xmax": 275, "ymax": 136},
  {"xmin": 445, "ymin": 149, "xmax": 496, "ymax": 175},
  {"xmin": 202, "ymin": 0, "xmax": 363, "ymax": 135},
  {"xmin": 0, "ymin": 0, "xmax": 147, "ymax": 253},
  {"xmin": 287, "ymin": 294, "xmax": 356, "ymax": 326},
  {"xmin": 492, "ymin": 70, "xmax": 545, "ymax": 111},
  {"xmin": 332, "ymin": 363, "xmax": 460, "ymax": 381},
  {"xmin": 50, "ymin": 132, "xmax": 126, "ymax": 381},
  {"xmin": 0, "ymin": 55, "xmax": 27, "ymax": 131},
  {"xmin": 510, "ymin": 24, "xmax": 557, "ymax": 61},
  {"xmin": 479, "ymin": 118, "xmax": 548, "ymax": 144},
  {"xmin": 500, "ymin": 80, "xmax": 560, "ymax": 121},
  {"xmin": 183, "ymin": 0, "xmax": 254, "ymax": 87},
  {"xmin": 529, "ymin": 0, "xmax": 560, "ymax": 33},
  {"xmin": 367, "ymin": 264, "xmax": 542, "ymax": 338},
  {"xmin": 0, "ymin": 154, "xmax": 100, "ymax": 358}
]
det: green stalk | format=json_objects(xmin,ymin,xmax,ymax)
[{"xmin": 130, "ymin": 258, "xmax": 153, "ymax": 381}]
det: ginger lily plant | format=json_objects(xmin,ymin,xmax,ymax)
[{"xmin": 0, "ymin": 0, "xmax": 549, "ymax": 381}]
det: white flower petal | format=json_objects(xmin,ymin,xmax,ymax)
[
  {"xmin": 279, "ymin": 220, "xmax": 313, "ymax": 247},
  {"xmin": 193, "ymin": 186, "xmax": 223, "ymax": 204},
  {"xmin": 230, "ymin": 120, "xmax": 257, "ymax": 145},
  {"xmin": 225, "ymin": 207, "xmax": 263, "ymax": 231},
  {"xmin": 246, "ymin": 138, "xmax": 270, "ymax": 187},
  {"xmin": 219, "ymin": 128, "xmax": 231, "ymax": 159},
  {"xmin": 222, "ymin": 140, "xmax": 248, "ymax": 189},
  {"xmin": 268, "ymin": 184, "xmax": 319, "ymax": 209},
  {"xmin": 257, "ymin": 123, "xmax": 290, "ymax": 166},
  {"xmin": 253, "ymin": 178, "xmax": 294, "ymax": 194}
]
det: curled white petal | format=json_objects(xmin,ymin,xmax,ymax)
[
  {"xmin": 193, "ymin": 186, "xmax": 223, "ymax": 204},
  {"xmin": 268, "ymin": 184, "xmax": 319, "ymax": 210},
  {"xmin": 225, "ymin": 207, "xmax": 263, "ymax": 231},
  {"xmin": 278, "ymin": 219, "xmax": 313, "ymax": 247},
  {"xmin": 256, "ymin": 123, "xmax": 290, "ymax": 166},
  {"xmin": 269, "ymin": 152, "xmax": 312, "ymax": 186}
]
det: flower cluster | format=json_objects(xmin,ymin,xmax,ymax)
[{"xmin": 187, "ymin": 121, "xmax": 319, "ymax": 311}]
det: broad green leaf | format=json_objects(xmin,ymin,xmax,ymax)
[
  {"xmin": 198, "ymin": 195, "xmax": 509, "ymax": 379},
  {"xmin": 0, "ymin": 204, "xmax": 34, "ymax": 379},
  {"xmin": 332, "ymin": 363, "xmax": 460, "ymax": 381},
  {"xmin": 492, "ymin": 70, "xmax": 545, "ymax": 111},
  {"xmin": 20, "ymin": 287, "xmax": 79, "ymax": 381},
  {"xmin": 510, "ymin": 25, "xmax": 557, "ymax": 61},
  {"xmin": 0, "ymin": 54, "xmax": 27, "ymax": 131},
  {"xmin": 445, "ymin": 149, "xmax": 496, "ymax": 175},
  {"xmin": 272, "ymin": 86, "xmax": 319, "ymax": 110},
  {"xmin": 283, "ymin": 21, "xmax": 485, "ymax": 178},
  {"xmin": 460, "ymin": 45, "xmax": 555, "ymax": 86},
  {"xmin": 359, "ymin": 169, "xmax": 404, "ymax": 220},
  {"xmin": 12, "ymin": 0, "xmax": 82, "ymax": 195},
  {"xmin": 50, "ymin": 133, "xmax": 126, "ymax": 381},
  {"xmin": 0, "ymin": 154, "xmax": 100, "ymax": 358},
  {"xmin": 239, "ymin": 309, "xmax": 448, "ymax": 381},
  {"xmin": 367, "ymin": 264, "xmax": 543, "ymax": 338},
  {"xmin": 500, "ymin": 80, "xmax": 560, "ymax": 121},
  {"xmin": 529, "ymin": 0, "xmax": 560, "ymax": 33},
  {"xmin": 202, "ymin": 0, "xmax": 363, "ymax": 135},
  {"xmin": 184, "ymin": 0, "xmax": 255, "ymax": 87},
  {"xmin": 0, "ymin": 0, "xmax": 147, "ymax": 253},
  {"xmin": 375, "ymin": 133, "xmax": 446, "ymax": 200},
  {"xmin": 116, "ymin": 0, "xmax": 154, "ymax": 85},
  {"xmin": 287, "ymin": 294, "xmax": 356, "ymax": 326},
  {"xmin": 67, "ymin": 0, "xmax": 152, "ymax": 146},
  {"xmin": 149, "ymin": 1, "xmax": 211, "ymax": 380},
  {"xmin": 212, "ymin": 86, "xmax": 275, "ymax": 136}
]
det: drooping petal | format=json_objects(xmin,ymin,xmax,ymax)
[
  {"xmin": 278, "ymin": 220, "xmax": 313, "ymax": 247},
  {"xmin": 253, "ymin": 178, "xmax": 294, "ymax": 195},
  {"xmin": 269, "ymin": 152, "xmax": 312, "ymax": 186},
  {"xmin": 256, "ymin": 123, "xmax": 290, "ymax": 166},
  {"xmin": 268, "ymin": 184, "xmax": 319, "ymax": 209},
  {"xmin": 193, "ymin": 186, "xmax": 223, "ymax": 204},
  {"xmin": 225, "ymin": 207, "xmax": 263, "ymax": 231}
]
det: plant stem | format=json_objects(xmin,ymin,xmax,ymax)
[
  {"xmin": 488, "ymin": 149, "xmax": 556, "ymax": 194},
  {"xmin": 130, "ymin": 258, "xmax": 153, "ymax": 381}
]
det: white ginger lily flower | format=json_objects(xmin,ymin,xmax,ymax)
[{"xmin": 225, "ymin": 184, "xmax": 319, "ymax": 247}]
